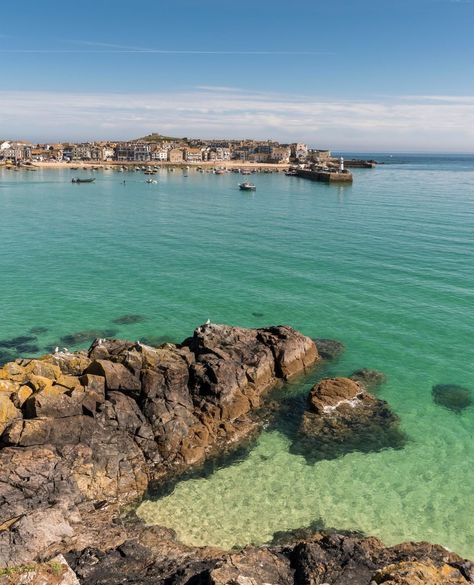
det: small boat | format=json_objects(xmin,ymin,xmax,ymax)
[
  {"xmin": 240, "ymin": 170, "xmax": 251, "ymax": 175},
  {"xmin": 71, "ymin": 177, "xmax": 95, "ymax": 183},
  {"xmin": 239, "ymin": 182, "xmax": 256, "ymax": 191},
  {"xmin": 285, "ymin": 170, "xmax": 298, "ymax": 176},
  {"xmin": 145, "ymin": 178, "xmax": 158, "ymax": 184}
]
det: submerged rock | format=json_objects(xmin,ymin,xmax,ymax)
[
  {"xmin": 140, "ymin": 335, "xmax": 175, "ymax": 347},
  {"xmin": 60, "ymin": 329, "xmax": 118, "ymax": 346},
  {"xmin": 29, "ymin": 326, "xmax": 49, "ymax": 335},
  {"xmin": 293, "ymin": 377, "xmax": 405, "ymax": 462},
  {"xmin": 432, "ymin": 384, "xmax": 472, "ymax": 413},
  {"xmin": 314, "ymin": 338, "xmax": 345, "ymax": 360},
  {"xmin": 14, "ymin": 343, "xmax": 40, "ymax": 355},
  {"xmin": 0, "ymin": 335, "xmax": 37, "ymax": 349},
  {"xmin": 112, "ymin": 314, "xmax": 147, "ymax": 325},
  {"xmin": 0, "ymin": 349, "xmax": 15, "ymax": 367},
  {"xmin": 350, "ymin": 368, "xmax": 387, "ymax": 390}
]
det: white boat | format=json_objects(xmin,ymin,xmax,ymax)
[{"xmin": 239, "ymin": 182, "xmax": 256, "ymax": 191}]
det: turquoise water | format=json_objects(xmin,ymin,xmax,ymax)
[{"xmin": 1, "ymin": 158, "xmax": 473, "ymax": 557}]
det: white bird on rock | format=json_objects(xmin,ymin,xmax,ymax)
[
  {"xmin": 54, "ymin": 347, "xmax": 59, "ymax": 353},
  {"xmin": 205, "ymin": 319, "xmax": 211, "ymax": 325}
]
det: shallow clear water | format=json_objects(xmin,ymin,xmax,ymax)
[{"xmin": 1, "ymin": 157, "xmax": 473, "ymax": 557}]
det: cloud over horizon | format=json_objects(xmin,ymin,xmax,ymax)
[{"xmin": 2, "ymin": 87, "xmax": 474, "ymax": 151}]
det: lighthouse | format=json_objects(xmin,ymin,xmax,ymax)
[{"xmin": 339, "ymin": 156, "xmax": 344, "ymax": 172}]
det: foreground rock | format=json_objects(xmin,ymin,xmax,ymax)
[
  {"xmin": 66, "ymin": 528, "xmax": 473, "ymax": 585},
  {"xmin": 294, "ymin": 377, "xmax": 405, "ymax": 462},
  {"xmin": 0, "ymin": 324, "xmax": 318, "ymax": 566}
]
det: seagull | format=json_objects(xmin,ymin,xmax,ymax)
[
  {"xmin": 54, "ymin": 347, "xmax": 59, "ymax": 353},
  {"xmin": 205, "ymin": 319, "xmax": 211, "ymax": 325},
  {"xmin": 62, "ymin": 347, "xmax": 68, "ymax": 353}
]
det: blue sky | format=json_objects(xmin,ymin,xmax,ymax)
[{"xmin": 1, "ymin": 0, "xmax": 474, "ymax": 150}]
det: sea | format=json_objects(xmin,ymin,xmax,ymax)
[{"xmin": 1, "ymin": 154, "xmax": 473, "ymax": 558}]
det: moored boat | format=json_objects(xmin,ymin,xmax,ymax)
[
  {"xmin": 71, "ymin": 177, "xmax": 95, "ymax": 183},
  {"xmin": 239, "ymin": 182, "xmax": 256, "ymax": 191}
]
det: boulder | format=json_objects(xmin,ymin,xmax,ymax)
[
  {"xmin": 308, "ymin": 377, "xmax": 363, "ymax": 414},
  {"xmin": 294, "ymin": 378, "xmax": 405, "ymax": 462},
  {"xmin": 23, "ymin": 390, "xmax": 84, "ymax": 419},
  {"xmin": 0, "ymin": 395, "xmax": 22, "ymax": 435},
  {"xmin": 48, "ymin": 351, "xmax": 92, "ymax": 376},
  {"xmin": 372, "ymin": 560, "xmax": 468, "ymax": 584},
  {"xmin": 85, "ymin": 360, "xmax": 141, "ymax": 394}
]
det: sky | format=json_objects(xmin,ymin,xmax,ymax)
[{"xmin": 1, "ymin": 0, "xmax": 474, "ymax": 151}]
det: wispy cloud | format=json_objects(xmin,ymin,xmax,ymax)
[
  {"xmin": 1, "ymin": 87, "xmax": 474, "ymax": 151},
  {"xmin": 0, "ymin": 48, "xmax": 332, "ymax": 55},
  {"xmin": 66, "ymin": 39, "xmax": 335, "ymax": 56},
  {"xmin": 0, "ymin": 37, "xmax": 332, "ymax": 55}
]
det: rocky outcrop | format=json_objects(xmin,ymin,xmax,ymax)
[
  {"xmin": 0, "ymin": 324, "xmax": 318, "ymax": 566},
  {"xmin": 287, "ymin": 534, "xmax": 472, "ymax": 585},
  {"xmin": 1, "ymin": 324, "xmax": 472, "ymax": 581},
  {"xmin": 294, "ymin": 377, "xmax": 405, "ymax": 462},
  {"xmin": 66, "ymin": 528, "xmax": 473, "ymax": 585}
]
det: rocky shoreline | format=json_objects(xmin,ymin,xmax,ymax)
[{"xmin": 0, "ymin": 323, "xmax": 472, "ymax": 584}]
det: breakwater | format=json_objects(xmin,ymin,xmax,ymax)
[{"xmin": 295, "ymin": 168, "xmax": 354, "ymax": 182}]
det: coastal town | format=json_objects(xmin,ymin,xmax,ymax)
[
  {"xmin": 0, "ymin": 134, "xmax": 375, "ymax": 168},
  {"xmin": 0, "ymin": 134, "xmax": 329, "ymax": 165},
  {"xmin": 0, "ymin": 134, "xmax": 378, "ymax": 183}
]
